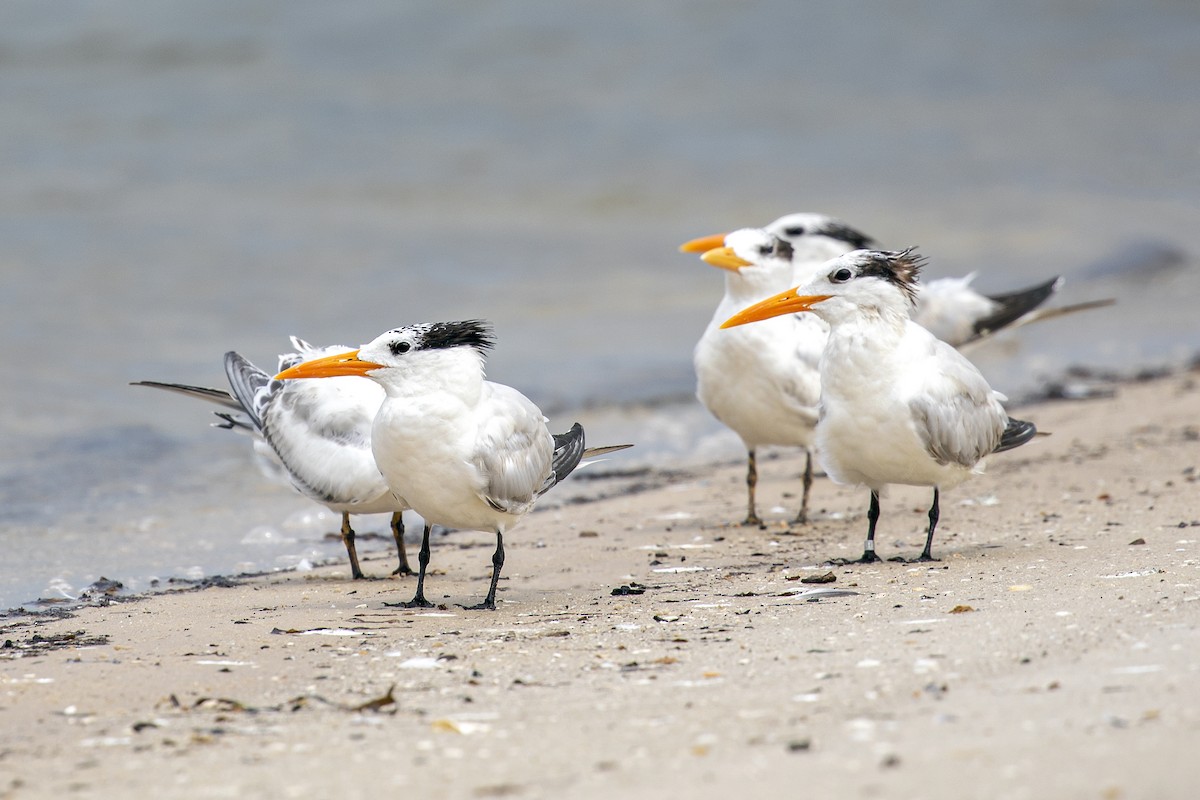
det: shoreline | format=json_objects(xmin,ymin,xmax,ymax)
[
  {"xmin": 8, "ymin": 356, "xmax": 1195, "ymax": 618},
  {"xmin": 2, "ymin": 370, "xmax": 1198, "ymax": 798}
]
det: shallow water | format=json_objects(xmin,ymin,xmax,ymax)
[{"xmin": 2, "ymin": 0, "xmax": 1198, "ymax": 609}]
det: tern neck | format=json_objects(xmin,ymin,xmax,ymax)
[
  {"xmin": 724, "ymin": 264, "xmax": 792, "ymax": 303},
  {"xmin": 811, "ymin": 285, "xmax": 912, "ymax": 332},
  {"xmin": 375, "ymin": 347, "xmax": 486, "ymax": 402},
  {"xmin": 821, "ymin": 292, "xmax": 907, "ymax": 353},
  {"xmin": 819, "ymin": 306, "xmax": 910, "ymax": 393}
]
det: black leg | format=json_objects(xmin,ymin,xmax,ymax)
[
  {"xmin": 400, "ymin": 523, "xmax": 434, "ymax": 608},
  {"xmin": 917, "ymin": 488, "xmax": 940, "ymax": 562},
  {"xmin": 858, "ymin": 491, "xmax": 882, "ymax": 563},
  {"xmin": 793, "ymin": 449, "xmax": 814, "ymax": 525},
  {"xmin": 389, "ymin": 512, "xmax": 414, "ymax": 576},
  {"xmin": 466, "ymin": 531, "xmax": 505, "ymax": 611},
  {"xmin": 743, "ymin": 449, "xmax": 764, "ymax": 527},
  {"xmin": 340, "ymin": 513, "xmax": 366, "ymax": 580}
]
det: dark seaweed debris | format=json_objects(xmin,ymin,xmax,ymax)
[
  {"xmin": 1, "ymin": 630, "xmax": 110, "ymax": 659},
  {"xmin": 160, "ymin": 684, "xmax": 398, "ymax": 715}
]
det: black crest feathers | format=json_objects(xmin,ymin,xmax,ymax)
[
  {"xmin": 855, "ymin": 248, "xmax": 924, "ymax": 305},
  {"xmin": 417, "ymin": 320, "xmax": 495, "ymax": 353},
  {"xmin": 817, "ymin": 220, "xmax": 876, "ymax": 251}
]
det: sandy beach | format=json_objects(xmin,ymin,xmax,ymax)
[
  {"xmin": 2, "ymin": 370, "xmax": 1198, "ymax": 800},
  {"xmin": 4, "ymin": 5, "xmax": 1198, "ymax": 798}
]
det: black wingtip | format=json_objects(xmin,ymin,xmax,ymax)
[
  {"xmin": 975, "ymin": 276, "xmax": 1062, "ymax": 337},
  {"xmin": 995, "ymin": 417, "xmax": 1038, "ymax": 453},
  {"xmin": 131, "ymin": 380, "xmax": 243, "ymax": 412},
  {"xmin": 548, "ymin": 422, "xmax": 587, "ymax": 487}
]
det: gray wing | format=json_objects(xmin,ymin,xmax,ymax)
[
  {"xmin": 139, "ymin": 349, "xmax": 391, "ymax": 510},
  {"xmin": 472, "ymin": 382, "xmax": 555, "ymax": 515},
  {"xmin": 901, "ymin": 328, "xmax": 1007, "ymax": 468},
  {"xmin": 257, "ymin": 364, "xmax": 390, "ymax": 509},
  {"xmin": 225, "ymin": 345, "xmax": 393, "ymax": 509},
  {"xmin": 224, "ymin": 351, "xmax": 274, "ymax": 431}
]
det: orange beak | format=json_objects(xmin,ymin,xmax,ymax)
[
  {"xmin": 678, "ymin": 232, "xmax": 728, "ymax": 254},
  {"xmin": 274, "ymin": 349, "xmax": 383, "ymax": 380},
  {"xmin": 700, "ymin": 246, "xmax": 753, "ymax": 272},
  {"xmin": 720, "ymin": 289, "xmax": 833, "ymax": 329}
]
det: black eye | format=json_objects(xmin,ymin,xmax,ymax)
[
  {"xmin": 757, "ymin": 245, "xmax": 772, "ymax": 256},
  {"xmin": 784, "ymin": 225, "xmax": 805, "ymax": 237},
  {"xmin": 390, "ymin": 341, "xmax": 411, "ymax": 355},
  {"xmin": 831, "ymin": 268, "xmax": 853, "ymax": 283}
]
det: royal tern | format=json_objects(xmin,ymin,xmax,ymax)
[
  {"xmin": 679, "ymin": 216, "xmax": 1052, "ymax": 526},
  {"xmin": 134, "ymin": 337, "xmax": 412, "ymax": 580},
  {"xmin": 687, "ymin": 211, "xmax": 1111, "ymax": 348},
  {"xmin": 274, "ymin": 320, "xmax": 623, "ymax": 610},
  {"xmin": 685, "ymin": 228, "xmax": 822, "ymax": 526},
  {"xmin": 722, "ymin": 248, "xmax": 1038, "ymax": 562}
]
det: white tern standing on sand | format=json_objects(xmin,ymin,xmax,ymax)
[
  {"xmin": 722, "ymin": 249, "xmax": 1038, "ymax": 562},
  {"xmin": 685, "ymin": 228, "xmax": 822, "ymax": 526},
  {"xmin": 275, "ymin": 320, "xmax": 629, "ymax": 610}
]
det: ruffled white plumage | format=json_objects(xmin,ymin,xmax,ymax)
[
  {"xmin": 231, "ymin": 338, "xmax": 401, "ymax": 515},
  {"xmin": 136, "ymin": 337, "xmax": 411, "ymax": 579}
]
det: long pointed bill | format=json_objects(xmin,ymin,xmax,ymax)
[
  {"xmin": 720, "ymin": 289, "xmax": 833, "ymax": 328},
  {"xmin": 678, "ymin": 232, "xmax": 728, "ymax": 254},
  {"xmin": 274, "ymin": 349, "xmax": 382, "ymax": 380},
  {"xmin": 700, "ymin": 246, "xmax": 753, "ymax": 272}
]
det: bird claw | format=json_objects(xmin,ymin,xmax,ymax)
[
  {"xmin": 390, "ymin": 565, "xmax": 415, "ymax": 577},
  {"xmin": 462, "ymin": 600, "xmax": 497, "ymax": 611},
  {"xmin": 824, "ymin": 553, "xmax": 881, "ymax": 566},
  {"xmin": 398, "ymin": 596, "xmax": 434, "ymax": 609}
]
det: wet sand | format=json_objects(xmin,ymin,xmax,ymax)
[{"xmin": 3, "ymin": 372, "xmax": 1198, "ymax": 799}]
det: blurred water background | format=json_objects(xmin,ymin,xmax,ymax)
[{"xmin": 2, "ymin": 0, "xmax": 1198, "ymax": 609}]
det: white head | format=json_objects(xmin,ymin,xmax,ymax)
[
  {"xmin": 696, "ymin": 228, "xmax": 796, "ymax": 297},
  {"xmin": 273, "ymin": 320, "xmax": 495, "ymax": 392},
  {"xmin": 763, "ymin": 212, "xmax": 876, "ymax": 265},
  {"xmin": 721, "ymin": 248, "xmax": 924, "ymax": 329}
]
